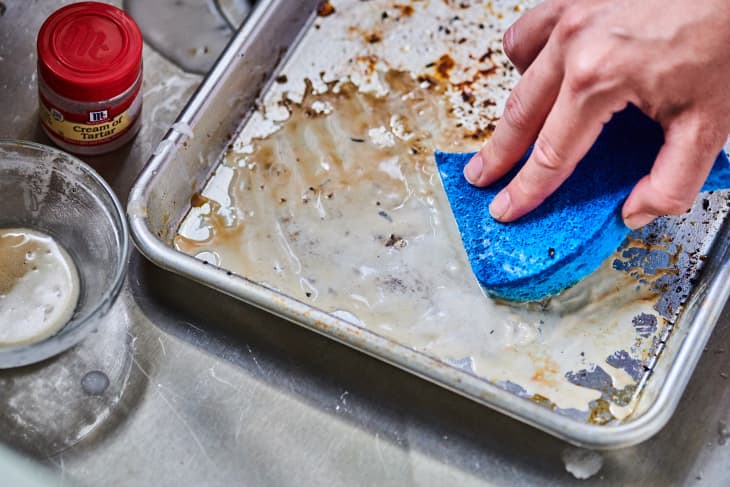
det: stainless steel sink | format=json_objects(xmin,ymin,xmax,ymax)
[
  {"xmin": 124, "ymin": 0, "xmax": 253, "ymax": 73},
  {"xmin": 3, "ymin": 1, "xmax": 730, "ymax": 485}
]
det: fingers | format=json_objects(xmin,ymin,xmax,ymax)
[
  {"xmin": 622, "ymin": 119, "xmax": 723, "ymax": 229},
  {"xmin": 503, "ymin": 0, "xmax": 565, "ymax": 73},
  {"xmin": 464, "ymin": 40, "xmax": 563, "ymax": 187},
  {"xmin": 488, "ymin": 81, "xmax": 621, "ymax": 222}
]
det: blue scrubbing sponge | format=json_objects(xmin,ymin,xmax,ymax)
[{"xmin": 436, "ymin": 105, "xmax": 730, "ymax": 302}]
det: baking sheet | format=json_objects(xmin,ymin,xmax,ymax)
[{"xmin": 129, "ymin": 0, "xmax": 730, "ymax": 447}]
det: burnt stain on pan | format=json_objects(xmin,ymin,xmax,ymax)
[
  {"xmin": 606, "ymin": 350, "xmax": 644, "ymax": 382},
  {"xmin": 394, "ymin": 4, "xmax": 415, "ymax": 17},
  {"xmin": 632, "ymin": 313, "xmax": 658, "ymax": 338},
  {"xmin": 317, "ymin": 1, "xmax": 335, "ymax": 17},
  {"xmin": 434, "ymin": 54, "xmax": 456, "ymax": 79},
  {"xmin": 364, "ymin": 31, "xmax": 383, "ymax": 44}
]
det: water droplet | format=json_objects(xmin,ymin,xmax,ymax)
[{"xmin": 81, "ymin": 371, "xmax": 109, "ymax": 396}]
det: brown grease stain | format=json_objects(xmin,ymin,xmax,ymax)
[
  {"xmin": 175, "ymin": 199, "xmax": 245, "ymax": 255},
  {"xmin": 429, "ymin": 48, "xmax": 501, "ymax": 140},
  {"xmin": 174, "ymin": 70, "xmax": 458, "ymax": 265},
  {"xmin": 354, "ymin": 55, "xmax": 379, "ymax": 76},
  {"xmin": 589, "ymin": 270, "xmax": 658, "ymax": 305},
  {"xmin": 191, "ymin": 192, "xmax": 209, "ymax": 208},
  {"xmin": 623, "ymin": 237, "xmax": 670, "ymax": 252},
  {"xmin": 464, "ymin": 123, "xmax": 497, "ymax": 140}
]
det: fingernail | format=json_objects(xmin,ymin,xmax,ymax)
[
  {"xmin": 624, "ymin": 212, "xmax": 657, "ymax": 230},
  {"xmin": 464, "ymin": 153, "xmax": 483, "ymax": 184},
  {"xmin": 490, "ymin": 189, "xmax": 511, "ymax": 220}
]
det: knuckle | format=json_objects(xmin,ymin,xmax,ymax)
[
  {"xmin": 480, "ymin": 141, "xmax": 501, "ymax": 170},
  {"xmin": 566, "ymin": 52, "xmax": 604, "ymax": 94},
  {"xmin": 513, "ymin": 173, "xmax": 548, "ymax": 207},
  {"xmin": 554, "ymin": 0, "xmax": 574, "ymax": 11},
  {"xmin": 555, "ymin": 5, "xmax": 590, "ymax": 43},
  {"xmin": 531, "ymin": 135, "xmax": 566, "ymax": 173},
  {"xmin": 502, "ymin": 92, "xmax": 531, "ymax": 131}
]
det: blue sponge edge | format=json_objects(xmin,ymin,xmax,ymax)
[{"xmin": 436, "ymin": 148, "xmax": 730, "ymax": 302}]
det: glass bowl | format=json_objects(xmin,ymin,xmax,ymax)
[{"xmin": 0, "ymin": 140, "xmax": 128, "ymax": 368}]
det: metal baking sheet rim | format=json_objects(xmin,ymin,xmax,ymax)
[{"xmin": 127, "ymin": 1, "xmax": 730, "ymax": 449}]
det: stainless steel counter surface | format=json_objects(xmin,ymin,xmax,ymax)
[{"xmin": 2, "ymin": 1, "xmax": 730, "ymax": 485}]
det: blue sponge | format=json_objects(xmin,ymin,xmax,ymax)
[{"xmin": 436, "ymin": 105, "xmax": 730, "ymax": 302}]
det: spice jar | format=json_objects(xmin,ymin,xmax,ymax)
[{"xmin": 37, "ymin": 2, "xmax": 143, "ymax": 156}]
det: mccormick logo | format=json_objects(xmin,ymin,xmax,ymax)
[
  {"xmin": 60, "ymin": 22, "xmax": 110, "ymax": 61},
  {"xmin": 88, "ymin": 110, "xmax": 109, "ymax": 123}
]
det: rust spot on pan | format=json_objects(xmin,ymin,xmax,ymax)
[
  {"xmin": 434, "ymin": 54, "xmax": 455, "ymax": 80},
  {"xmin": 317, "ymin": 1, "xmax": 335, "ymax": 17},
  {"xmin": 394, "ymin": 4, "xmax": 415, "ymax": 17},
  {"xmin": 529, "ymin": 394, "xmax": 557, "ymax": 411},
  {"xmin": 530, "ymin": 354, "xmax": 561, "ymax": 387},
  {"xmin": 364, "ymin": 31, "xmax": 383, "ymax": 44},
  {"xmin": 588, "ymin": 399, "xmax": 616, "ymax": 425}
]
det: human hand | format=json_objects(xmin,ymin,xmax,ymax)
[{"xmin": 464, "ymin": 0, "xmax": 730, "ymax": 228}]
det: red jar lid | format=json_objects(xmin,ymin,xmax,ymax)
[{"xmin": 37, "ymin": 2, "xmax": 143, "ymax": 102}]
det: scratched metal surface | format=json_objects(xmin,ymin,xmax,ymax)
[
  {"xmin": 5, "ymin": 1, "xmax": 730, "ymax": 485},
  {"xmin": 127, "ymin": 0, "xmax": 730, "ymax": 447}
]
